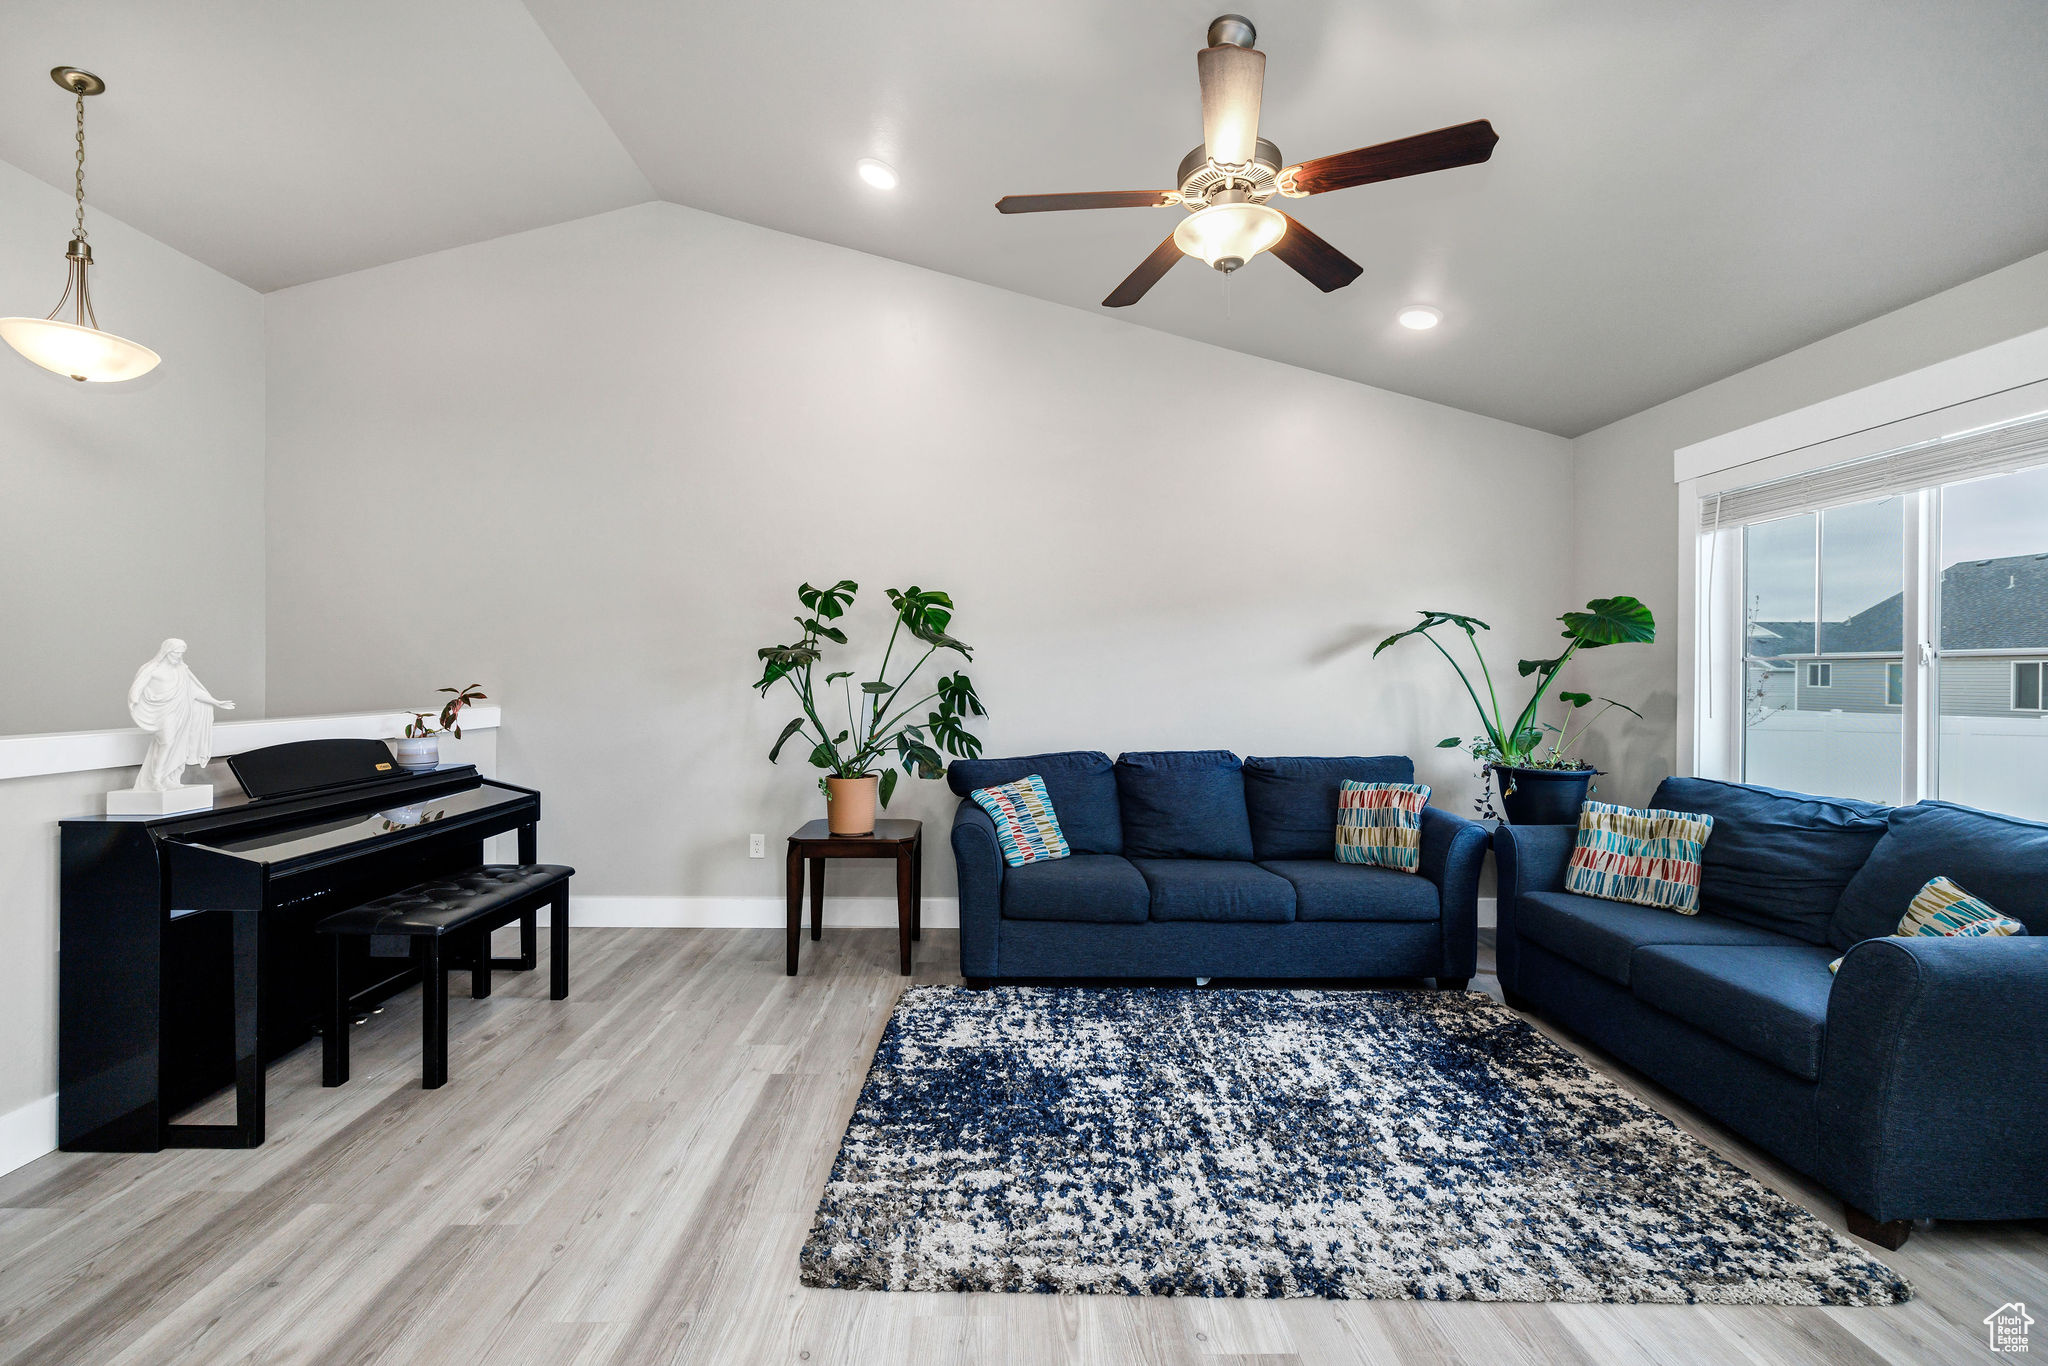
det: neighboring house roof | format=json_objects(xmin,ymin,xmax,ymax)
[{"xmin": 1748, "ymin": 553, "xmax": 2048, "ymax": 657}]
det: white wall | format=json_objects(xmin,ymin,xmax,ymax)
[
  {"xmin": 1566, "ymin": 247, "xmax": 2048, "ymax": 804},
  {"xmin": 264, "ymin": 202, "xmax": 1574, "ymax": 905},
  {"xmin": 0, "ymin": 157, "xmax": 267, "ymax": 734}
]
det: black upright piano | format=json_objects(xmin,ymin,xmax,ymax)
[{"xmin": 59, "ymin": 740, "xmax": 541, "ymax": 1152}]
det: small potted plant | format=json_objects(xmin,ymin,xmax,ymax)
[
  {"xmin": 754, "ymin": 581, "xmax": 985, "ymax": 835},
  {"xmin": 1374, "ymin": 598, "xmax": 1654, "ymax": 824},
  {"xmin": 393, "ymin": 683, "xmax": 488, "ymax": 773}
]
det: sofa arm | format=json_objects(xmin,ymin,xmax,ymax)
[
  {"xmin": 1817, "ymin": 935, "xmax": 2048, "ymax": 1223},
  {"xmin": 1490, "ymin": 823, "xmax": 1577, "ymax": 996},
  {"xmin": 950, "ymin": 801, "xmax": 1004, "ymax": 979},
  {"xmin": 1420, "ymin": 806, "xmax": 1489, "ymax": 981}
]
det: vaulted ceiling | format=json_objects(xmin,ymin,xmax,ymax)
[{"xmin": 3, "ymin": 1, "xmax": 2046, "ymax": 435}]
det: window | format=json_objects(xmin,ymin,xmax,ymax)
[
  {"xmin": 1709, "ymin": 455, "xmax": 2048, "ymax": 820},
  {"xmin": 1741, "ymin": 498, "xmax": 1904, "ymax": 804},
  {"xmin": 1937, "ymin": 464, "xmax": 2048, "ymax": 818}
]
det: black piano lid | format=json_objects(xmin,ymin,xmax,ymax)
[{"xmin": 227, "ymin": 737, "xmax": 408, "ymax": 800}]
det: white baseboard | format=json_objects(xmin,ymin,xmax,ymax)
[
  {"xmin": 558, "ymin": 895, "xmax": 1496, "ymax": 929},
  {"xmin": 0, "ymin": 1093, "xmax": 57, "ymax": 1180}
]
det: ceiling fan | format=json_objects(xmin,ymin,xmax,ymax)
[{"xmin": 995, "ymin": 14, "xmax": 1497, "ymax": 308}]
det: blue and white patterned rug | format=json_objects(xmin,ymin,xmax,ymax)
[{"xmin": 800, "ymin": 986, "xmax": 1910, "ymax": 1304}]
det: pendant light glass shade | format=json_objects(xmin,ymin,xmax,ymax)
[
  {"xmin": 0, "ymin": 315, "xmax": 161, "ymax": 382},
  {"xmin": 1173, "ymin": 201, "xmax": 1286, "ymax": 273},
  {"xmin": 2, "ymin": 68, "xmax": 159, "ymax": 383}
]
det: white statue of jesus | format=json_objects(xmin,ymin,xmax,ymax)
[{"xmin": 126, "ymin": 638, "xmax": 235, "ymax": 793}]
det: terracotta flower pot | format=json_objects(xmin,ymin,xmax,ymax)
[{"xmin": 826, "ymin": 775, "xmax": 879, "ymax": 836}]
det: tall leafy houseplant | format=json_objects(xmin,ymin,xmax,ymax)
[
  {"xmin": 755, "ymin": 581, "xmax": 985, "ymax": 835},
  {"xmin": 1374, "ymin": 597, "xmax": 1655, "ymax": 822}
]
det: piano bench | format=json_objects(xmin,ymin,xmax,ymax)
[{"xmin": 317, "ymin": 863, "xmax": 574, "ymax": 1090}]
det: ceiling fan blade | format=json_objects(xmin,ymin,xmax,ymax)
[
  {"xmin": 1197, "ymin": 43, "xmax": 1265, "ymax": 166},
  {"xmin": 1283, "ymin": 120, "xmax": 1498, "ymax": 196},
  {"xmin": 1271, "ymin": 214, "xmax": 1363, "ymax": 293},
  {"xmin": 995, "ymin": 191, "xmax": 1175, "ymax": 214},
  {"xmin": 1102, "ymin": 234, "xmax": 1184, "ymax": 308}
]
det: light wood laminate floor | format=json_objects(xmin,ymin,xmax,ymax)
[{"xmin": 0, "ymin": 927, "xmax": 2040, "ymax": 1365}]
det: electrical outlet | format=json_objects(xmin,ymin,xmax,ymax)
[{"xmin": 748, "ymin": 833, "xmax": 765, "ymax": 859}]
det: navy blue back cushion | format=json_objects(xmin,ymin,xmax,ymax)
[
  {"xmin": 946, "ymin": 751, "xmax": 1122, "ymax": 855},
  {"xmin": 1242, "ymin": 755, "xmax": 1417, "ymax": 861},
  {"xmin": 1114, "ymin": 751, "xmax": 1254, "ymax": 860},
  {"xmin": 1830, "ymin": 800, "xmax": 2048, "ymax": 948},
  {"xmin": 1650, "ymin": 777, "xmax": 1888, "ymax": 945}
]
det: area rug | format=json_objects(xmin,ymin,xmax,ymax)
[{"xmin": 800, "ymin": 986, "xmax": 1910, "ymax": 1304}]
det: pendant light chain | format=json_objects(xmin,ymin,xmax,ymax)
[{"xmin": 72, "ymin": 87, "xmax": 88, "ymax": 244}]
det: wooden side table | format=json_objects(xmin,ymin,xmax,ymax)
[{"xmin": 785, "ymin": 818, "xmax": 922, "ymax": 976}]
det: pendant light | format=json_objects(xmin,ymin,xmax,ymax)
[{"xmin": 0, "ymin": 68, "xmax": 160, "ymax": 383}]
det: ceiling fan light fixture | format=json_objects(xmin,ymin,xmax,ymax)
[
  {"xmin": 856, "ymin": 158, "xmax": 898, "ymax": 190},
  {"xmin": 1, "ymin": 67, "xmax": 160, "ymax": 383},
  {"xmin": 1397, "ymin": 305, "xmax": 1442, "ymax": 330},
  {"xmin": 1173, "ymin": 200, "xmax": 1285, "ymax": 273}
]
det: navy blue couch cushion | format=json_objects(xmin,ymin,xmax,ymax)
[
  {"xmin": 947, "ymin": 751, "xmax": 1123, "ymax": 855},
  {"xmin": 1131, "ymin": 859, "xmax": 1294, "ymax": 922},
  {"xmin": 1830, "ymin": 800, "xmax": 2048, "ymax": 948},
  {"xmin": 1001, "ymin": 854, "xmax": 1150, "ymax": 924},
  {"xmin": 1259, "ymin": 860, "xmax": 1438, "ymax": 922},
  {"xmin": 1242, "ymin": 755, "xmax": 1416, "ymax": 861},
  {"xmin": 1649, "ymin": 777, "xmax": 1888, "ymax": 945},
  {"xmin": 1516, "ymin": 890, "xmax": 1806, "ymax": 986},
  {"xmin": 1631, "ymin": 944, "xmax": 1838, "ymax": 1081},
  {"xmin": 1115, "ymin": 751, "xmax": 1255, "ymax": 860}
]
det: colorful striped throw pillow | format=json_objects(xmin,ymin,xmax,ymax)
[
  {"xmin": 1564, "ymin": 800, "xmax": 1714, "ymax": 913},
  {"xmin": 1828, "ymin": 875, "xmax": 2027, "ymax": 972},
  {"xmin": 969, "ymin": 774, "xmax": 1071, "ymax": 868},
  {"xmin": 1334, "ymin": 781, "xmax": 1431, "ymax": 873}
]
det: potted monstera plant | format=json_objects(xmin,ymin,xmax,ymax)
[
  {"xmin": 1374, "ymin": 597, "xmax": 1655, "ymax": 824},
  {"xmin": 754, "ymin": 580, "xmax": 985, "ymax": 836}
]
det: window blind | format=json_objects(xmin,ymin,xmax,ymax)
[{"xmin": 1698, "ymin": 410, "xmax": 2048, "ymax": 530}]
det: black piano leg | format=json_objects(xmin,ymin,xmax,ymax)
[
  {"xmin": 232, "ymin": 910, "xmax": 265, "ymax": 1144},
  {"xmin": 324, "ymin": 936, "xmax": 349, "ymax": 1087},
  {"xmin": 550, "ymin": 886, "xmax": 569, "ymax": 1001},
  {"xmin": 471, "ymin": 926, "xmax": 492, "ymax": 1000},
  {"xmin": 163, "ymin": 910, "xmax": 266, "ymax": 1148},
  {"xmin": 422, "ymin": 938, "xmax": 448, "ymax": 1090}
]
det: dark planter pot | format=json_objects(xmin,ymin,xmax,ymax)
[{"xmin": 1494, "ymin": 765, "xmax": 1596, "ymax": 825}]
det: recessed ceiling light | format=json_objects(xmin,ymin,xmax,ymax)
[
  {"xmin": 856, "ymin": 158, "xmax": 899, "ymax": 190},
  {"xmin": 1397, "ymin": 306, "xmax": 1442, "ymax": 330}
]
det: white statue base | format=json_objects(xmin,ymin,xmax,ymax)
[{"xmin": 107, "ymin": 784, "xmax": 214, "ymax": 816}]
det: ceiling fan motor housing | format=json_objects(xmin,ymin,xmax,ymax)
[{"xmin": 1175, "ymin": 137, "xmax": 1283, "ymax": 208}]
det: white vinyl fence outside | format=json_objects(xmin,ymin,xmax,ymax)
[{"xmin": 1746, "ymin": 709, "xmax": 2048, "ymax": 818}]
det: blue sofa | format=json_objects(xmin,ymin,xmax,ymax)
[
  {"xmin": 1496, "ymin": 776, "xmax": 2048, "ymax": 1248},
  {"xmin": 948, "ymin": 750, "xmax": 1489, "ymax": 986}
]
